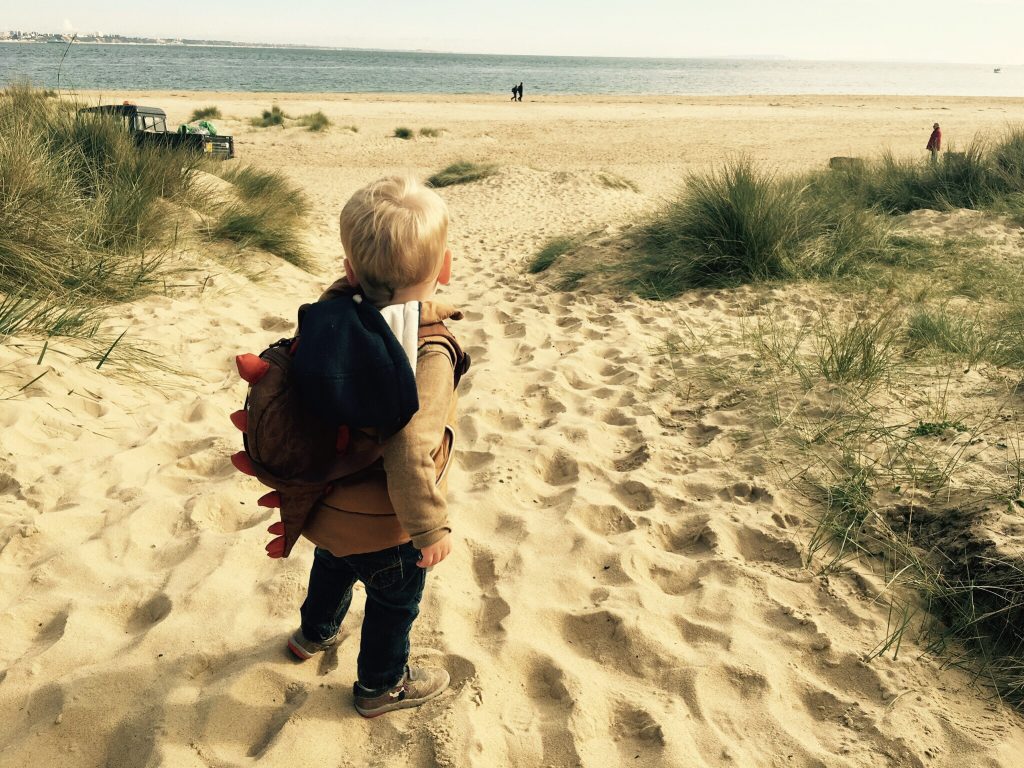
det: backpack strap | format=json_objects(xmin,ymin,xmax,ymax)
[{"xmin": 417, "ymin": 321, "xmax": 471, "ymax": 387}]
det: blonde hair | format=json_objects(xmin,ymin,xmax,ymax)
[{"xmin": 340, "ymin": 175, "xmax": 449, "ymax": 302}]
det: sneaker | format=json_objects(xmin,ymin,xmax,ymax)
[
  {"xmin": 287, "ymin": 628, "xmax": 339, "ymax": 661},
  {"xmin": 353, "ymin": 665, "xmax": 450, "ymax": 718}
]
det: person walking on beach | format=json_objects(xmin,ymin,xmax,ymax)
[
  {"xmin": 927, "ymin": 123, "xmax": 942, "ymax": 164},
  {"xmin": 517, "ymin": 82, "xmax": 524, "ymax": 102},
  {"xmin": 283, "ymin": 175, "xmax": 470, "ymax": 718},
  {"xmin": 511, "ymin": 83, "xmax": 518, "ymax": 102}
]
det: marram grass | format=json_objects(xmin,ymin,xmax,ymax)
[
  {"xmin": 427, "ymin": 161, "xmax": 498, "ymax": 188},
  {"xmin": 0, "ymin": 85, "xmax": 310, "ymax": 342},
  {"xmin": 629, "ymin": 159, "xmax": 894, "ymax": 297}
]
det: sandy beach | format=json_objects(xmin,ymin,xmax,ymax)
[{"xmin": 3, "ymin": 92, "xmax": 1024, "ymax": 767}]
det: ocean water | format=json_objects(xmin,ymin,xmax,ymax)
[{"xmin": 1, "ymin": 42, "xmax": 1021, "ymax": 96}]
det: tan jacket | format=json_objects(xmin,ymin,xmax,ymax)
[{"xmin": 301, "ymin": 281, "xmax": 464, "ymax": 557}]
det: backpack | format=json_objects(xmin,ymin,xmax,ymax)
[{"xmin": 229, "ymin": 295, "xmax": 469, "ymax": 558}]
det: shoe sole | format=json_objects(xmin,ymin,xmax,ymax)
[
  {"xmin": 355, "ymin": 685, "xmax": 448, "ymax": 718},
  {"xmin": 287, "ymin": 638, "xmax": 314, "ymax": 660},
  {"xmin": 287, "ymin": 634, "xmax": 338, "ymax": 661}
]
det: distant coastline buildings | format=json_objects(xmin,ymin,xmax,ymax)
[
  {"xmin": 0, "ymin": 30, "xmax": 311, "ymax": 48},
  {"xmin": 0, "ymin": 31, "xmax": 190, "ymax": 45}
]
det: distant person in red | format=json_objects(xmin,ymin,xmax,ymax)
[{"xmin": 927, "ymin": 123, "xmax": 941, "ymax": 164}]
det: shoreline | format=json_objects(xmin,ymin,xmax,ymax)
[{"xmin": 67, "ymin": 90, "xmax": 1024, "ymax": 104}]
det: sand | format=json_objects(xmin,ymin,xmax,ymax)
[{"xmin": 2, "ymin": 93, "xmax": 1024, "ymax": 767}]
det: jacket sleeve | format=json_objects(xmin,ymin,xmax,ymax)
[{"xmin": 379, "ymin": 348, "xmax": 456, "ymax": 549}]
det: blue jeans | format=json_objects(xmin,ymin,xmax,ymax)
[{"xmin": 300, "ymin": 543, "xmax": 426, "ymax": 691}]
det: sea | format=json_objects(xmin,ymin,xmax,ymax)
[{"xmin": 1, "ymin": 42, "xmax": 1021, "ymax": 97}]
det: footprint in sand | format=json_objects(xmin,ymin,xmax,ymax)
[
  {"xmin": 537, "ymin": 448, "xmax": 580, "ymax": 486},
  {"xmin": 126, "ymin": 593, "xmax": 173, "ymax": 634},
  {"xmin": 602, "ymin": 408, "xmax": 637, "ymax": 427},
  {"xmin": 718, "ymin": 481, "xmax": 774, "ymax": 504},
  {"xmin": 186, "ymin": 493, "xmax": 270, "ymax": 533},
  {"xmin": 732, "ymin": 526, "xmax": 803, "ymax": 568},
  {"xmin": 612, "ymin": 701, "xmax": 667, "ymax": 751},
  {"xmin": 650, "ymin": 514, "xmax": 718, "ymax": 555},
  {"xmin": 527, "ymin": 657, "xmax": 582, "ymax": 766},
  {"xmin": 33, "ymin": 607, "xmax": 70, "ymax": 655},
  {"xmin": 675, "ymin": 615, "xmax": 733, "ymax": 649},
  {"xmin": 469, "ymin": 546, "xmax": 511, "ymax": 636},
  {"xmin": 247, "ymin": 682, "xmax": 309, "ymax": 758},
  {"xmin": 259, "ymin": 315, "xmax": 294, "ymax": 332},
  {"xmin": 571, "ymin": 503, "xmax": 637, "ymax": 536},
  {"xmin": 457, "ymin": 449, "xmax": 495, "ymax": 471},
  {"xmin": 612, "ymin": 480, "xmax": 655, "ymax": 511},
  {"xmin": 613, "ymin": 442, "xmax": 649, "ymax": 471}
]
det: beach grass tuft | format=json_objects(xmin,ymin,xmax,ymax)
[
  {"xmin": 427, "ymin": 161, "xmax": 498, "ymax": 188},
  {"xmin": 393, "ymin": 126, "xmax": 414, "ymax": 140},
  {"xmin": 297, "ymin": 111, "xmax": 331, "ymax": 132},
  {"xmin": 629, "ymin": 159, "xmax": 892, "ymax": 297},
  {"xmin": 205, "ymin": 165, "xmax": 310, "ymax": 267},
  {"xmin": 814, "ymin": 311, "xmax": 902, "ymax": 387},
  {"xmin": 529, "ymin": 237, "xmax": 576, "ymax": 274},
  {"xmin": 419, "ymin": 127, "xmax": 442, "ymax": 138},
  {"xmin": 190, "ymin": 106, "xmax": 222, "ymax": 122},
  {"xmin": 251, "ymin": 105, "xmax": 288, "ymax": 128}
]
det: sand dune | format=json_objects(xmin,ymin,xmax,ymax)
[{"xmin": 3, "ymin": 94, "xmax": 1024, "ymax": 767}]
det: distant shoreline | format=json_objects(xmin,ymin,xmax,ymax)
[
  {"xmin": 66, "ymin": 91, "xmax": 1024, "ymax": 105},
  {"xmin": 0, "ymin": 39, "xmax": 355, "ymax": 52}
]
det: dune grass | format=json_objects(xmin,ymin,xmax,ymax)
[
  {"xmin": 0, "ymin": 86, "xmax": 192, "ymax": 319},
  {"xmin": 732, "ymin": 300, "xmax": 1024, "ymax": 705},
  {"xmin": 824, "ymin": 130, "xmax": 1024, "ymax": 215},
  {"xmin": 626, "ymin": 159, "xmax": 894, "ymax": 297},
  {"xmin": 190, "ymin": 106, "xmax": 222, "ymax": 122},
  {"xmin": 0, "ymin": 85, "xmax": 310, "ymax": 343},
  {"xmin": 419, "ymin": 127, "xmax": 442, "ymax": 138},
  {"xmin": 814, "ymin": 311, "xmax": 902, "ymax": 386},
  {"xmin": 250, "ymin": 105, "xmax": 288, "ymax": 128},
  {"xmin": 532, "ymin": 128, "xmax": 1024, "ymax": 300},
  {"xmin": 393, "ymin": 127, "xmax": 414, "ymax": 140},
  {"xmin": 529, "ymin": 237, "xmax": 576, "ymax": 274},
  {"xmin": 427, "ymin": 161, "xmax": 498, "ymax": 188},
  {"xmin": 204, "ymin": 165, "xmax": 310, "ymax": 267},
  {"xmin": 810, "ymin": 449, "xmax": 1024, "ymax": 706},
  {"xmin": 297, "ymin": 111, "xmax": 331, "ymax": 132}
]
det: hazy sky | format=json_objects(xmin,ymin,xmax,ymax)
[{"xmin": 4, "ymin": 0, "xmax": 1023, "ymax": 64}]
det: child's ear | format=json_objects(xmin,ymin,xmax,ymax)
[
  {"xmin": 344, "ymin": 259, "xmax": 360, "ymax": 287},
  {"xmin": 437, "ymin": 249, "xmax": 452, "ymax": 286}
]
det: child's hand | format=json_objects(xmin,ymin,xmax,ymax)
[{"xmin": 417, "ymin": 534, "xmax": 452, "ymax": 568}]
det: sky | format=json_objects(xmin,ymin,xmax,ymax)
[{"xmin": 3, "ymin": 0, "xmax": 1024, "ymax": 64}]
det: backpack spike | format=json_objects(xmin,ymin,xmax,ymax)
[
  {"xmin": 229, "ymin": 409, "xmax": 248, "ymax": 432},
  {"xmin": 257, "ymin": 491, "xmax": 281, "ymax": 508},
  {"xmin": 230, "ymin": 451, "xmax": 256, "ymax": 476},
  {"xmin": 236, "ymin": 354, "xmax": 270, "ymax": 384}
]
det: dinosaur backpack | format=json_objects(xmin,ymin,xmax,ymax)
[{"xmin": 228, "ymin": 294, "xmax": 467, "ymax": 558}]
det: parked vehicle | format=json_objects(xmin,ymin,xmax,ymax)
[{"xmin": 78, "ymin": 103, "xmax": 235, "ymax": 159}]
